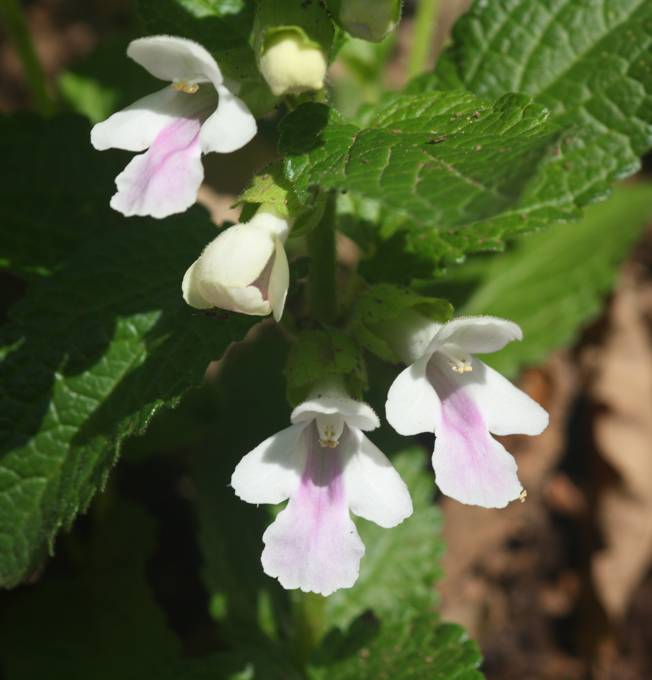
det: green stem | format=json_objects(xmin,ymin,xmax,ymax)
[
  {"xmin": 0, "ymin": 0, "xmax": 54, "ymax": 115},
  {"xmin": 407, "ymin": 0, "xmax": 440, "ymax": 79},
  {"xmin": 307, "ymin": 191, "xmax": 337, "ymax": 325},
  {"xmin": 291, "ymin": 591, "xmax": 326, "ymax": 668}
]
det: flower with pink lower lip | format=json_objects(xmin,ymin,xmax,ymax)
[
  {"xmin": 231, "ymin": 386, "xmax": 413, "ymax": 596},
  {"xmin": 385, "ymin": 316, "xmax": 549, "ymax": 509},
  {"xmin": 91, "ymin": 35, "xmax": 256, "ymax": 219}
]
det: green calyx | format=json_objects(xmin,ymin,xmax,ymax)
[
  {"xmin": 285, "ymin": 329, "xmax": 367, "ymax": 406},
  {"xmin": 352, "ymin": 284, "xmax": 453, "ymax": 363}
]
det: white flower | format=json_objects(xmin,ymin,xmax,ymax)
[
  {"xmin": 258, "ymin": 33, "xmax": 327, "ymax": 97},
  {"xmin": 386, "ymin": 316, "xmax": 549, "ymax": 509},
  {"xmin": 91, "ymin": 35, "xmax": 256, "ymax": 219},
  {"xmin": 231, "ymin": 385, "xmax": 413, "ymax": 596},
  {"xmin": 182, "ymin": 211, "xmax": 290, "ymax": 321}
]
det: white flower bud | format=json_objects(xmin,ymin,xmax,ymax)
[
  {"xmin": 182, "ymin": 212, "xmax": 290, "ymax": 321},
  {"xmin": 258, "ymin": 32, "xmax": 327, "ymax": 97}
]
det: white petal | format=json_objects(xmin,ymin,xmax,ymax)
[
  {"xmin": 428, "ymin": 355, "xmax": 522, "ymax": 508},
  {"xmin": 269, "ymin": 238, "xmax": 289, "ymax": 322},
  {"xmin": 343, "ymin": 428, "xmax": 413, "ymax": 528},
  {"xmin": 196, "ymin": 224, "xmax": 275, "ymax": 288},
  {"xmin": 127, "ymin": 35, "xmax": 223, "ymax": 87},
  {"xmin": 248, "ymin": 212, "xmax": 290, "ymax": 240},
  {"xmin": 432, "ymin": 426, "xmax": 522, "ymax": 509},
  {"xmin": 385, "ymin": 355, "xmax": 439, "ymax": 436},
  {"xmin": 450, "ymin": 359, "xmax": 549, "ymax": 436},
  {"xmin": 261, "ymin": 432, "xmax": 364, "ymax": 596},
  {"xmin": 292, "ymin": 394, "xmax": 379, "ymax": 432},
  {"xmin": 110, "ymin": 115, "xmax": 204, "ymax": 218},
  {"xmin": 231, "ymin": 424, "xmax": 307, "ymax": 505},
  {"xmin": 91, "ymin": 86, "xmax": 211, "ymax": 152},
  {"xmin": 182, "ymin": 260, "xmax": 212, "ymax": 309},
  {"xmin": 204, "ymin": 282, "xmax": 271, "ymax": 317},
  {"xmin": 200, "ymin": 85, "xmax": 257, "ymax": 154},
  {"xmin": 428, "ymin": 316, "xmax": 522, "ymax": 355}
]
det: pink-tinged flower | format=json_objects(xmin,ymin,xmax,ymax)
[
  {"xmin": 91, "ymin": 35, "xmax": 256, "ymax": 219},
  {"xmin": 182, "ymin": 211, "xmax": 290, "ymax": 321},
  {"xmin": 231, "ymin": 387, "xmax": 413, "ymax": 595},
  {"xmin": 385, "ymin": 316, "xmax": 548, "ymax": 509}
]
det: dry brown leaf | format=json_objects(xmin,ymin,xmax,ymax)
[
  {"xmin": 590, "ymin": 269, "xmax": 652, "ymax": 619},
  {"xmin": 438, "ymin": 354, "xmax": 578, "ymax": 635}
]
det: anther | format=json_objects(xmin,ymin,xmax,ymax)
[
  {"xmin": 441, "ymin": 343, "xmax": 473, "ymax": 374},
  {"xmin": 172, "ymin": 81, "xmax": 200, "ymax": 94}
]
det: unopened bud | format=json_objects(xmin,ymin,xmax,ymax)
[
  {"xmin": 259, "ymin": 32, "xmax": 327, "ymax": 96},
  {"xmin": 329, "ymin": 0, "xmax": 402, "ymax": 42},
  {"xmin": 182, "ymin": 212, "xmax": 290, "ymax": 321},
  {"xmin": 254, "ymin": 0, "xmax": 334, "ymax": 97}
]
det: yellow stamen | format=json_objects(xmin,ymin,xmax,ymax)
[
  {"xmin": 172, "ymin": 81, "xmax": 199, "ymax": 94},
  {"xmin": 319, "ymin": 424, "xmax": 339, "ymax": 448},
  {"xmin": 441, "ymin": 343, "xmax": 473, "ymax": 374},
  {"xmin": 519, "ymin": 488, "xmax": 528, "ymax": 503}
]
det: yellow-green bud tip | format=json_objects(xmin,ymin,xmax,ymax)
[{"xmin": 259, "ymin": 33, "xmax": 327, "ymax": 97}]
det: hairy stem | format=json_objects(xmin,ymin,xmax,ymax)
[
  {"xmin": 407, "ymin": 0, "xmax": 440, "ymax": 79},
  {"xmin": 0, "ymin": 0, "xmax": 54, "ymax": 115},
  {"xmin": 308, "ymin": 191, "xmax": 337, "ymax": 325}
]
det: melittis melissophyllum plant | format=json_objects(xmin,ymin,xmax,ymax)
[
  {"xmin": 4, "ymin": 0, "xmax": 652, "ymax": 673},
  {"xmin": 86, "ymin": 0, "xmax": 553, "ymax": 597}
]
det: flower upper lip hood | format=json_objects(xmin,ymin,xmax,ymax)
[
  {"xmin": 231, "ymin": 385, "xmax": 412, "ymax": 596},
  {"xmin": 91, "ymin": 35, "xmax": 257, "ymax": 219},
  {"xmin": 386, "ymin": 315, "xmax": 549, "ymax": 509},
  {"xmin": 182, "ymin": 212, "xmax": 290, "ymax": 321}
]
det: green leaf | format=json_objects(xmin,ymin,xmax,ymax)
[
  {"xmin": 280, "ymin": 91, "xmax": 561, "ymax": 269},
  {"xmin": 58, "ymin": 36, "xmax": 157, "ymax": 123},
  {"xmin": 0, "ymin": 115, "xmax": 123, "ymax": 278},
  {"xmin": 0, "ymin": 500, "xmax": 183, "ymax": 679},
  {"xmin": 0, "ymin": 115, "xmax": 256, "ymax": 588},
  {"xmin": 311, "ymin": 616, "xmax": 484, "ymax": 680},
  {"xmin": 324, "ymin": 448, "xmax": 442, "ymax": 630},
  {"xmin": 239, "ymin": 170, "xmax": 292, "ymax": 216},
  {"xmin": 176, "ymin": 0, "xmax": 246, "ymax": 17},
  {"xmin": 136, "ymin": 0, "xmax": 252, "ymax": 38},
  {"xmin": 0, "ymin": 498, "xmax": 300, "ymax": 680},
  {"xmin": 285, "ymin": 329, "xmax": 367, "ymax": 405},
  {"xmin": 435, "ymin": 0, "xmax": 652, "ymax": 215},
  {"xmin": 191, "ymin": 327, "xmax": 292, "ymax": 632},
  {"xmin": 439, "ymin": 183, "xmax": 652, "ymax": 377}
]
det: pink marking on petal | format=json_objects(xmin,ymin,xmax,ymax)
[
  {"xmin": 111, "ymin": 113, "xmax": 206, "ymax": 218},
  {"xmin": 249, "ymin": 251, "xmax": 275, "ymax": 299},
  {"xmin": 261, "ymin": 426, "xmax": 364, "ymax": 596},
  {"xmin": 428, "ymin": 357, "xmax": 522, "ymax": 508}
]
